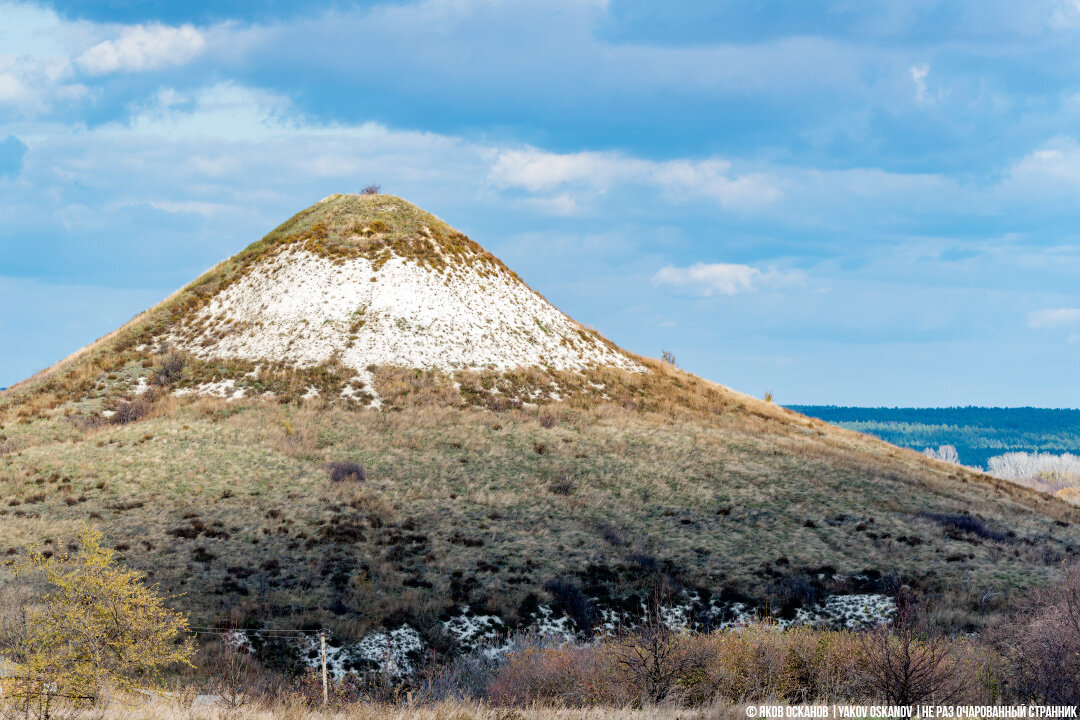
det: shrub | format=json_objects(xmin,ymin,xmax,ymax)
[
  {"xmin": 329, "ymin": 461, "xmax": 366, "ymax": 483},
  {"xmin": 485, "ymin": 623, "xmax": 880, "ymax": 707},
  {"xmin": 596, "ymin": 522, "xmax": 629, "ymax": 547},
  {"xmin": 487, "ymin": 642, "xmax": 615, "ymax": 705},
  {"xmin": 766, "ymin": 574, "xmax": 819, "ymax": 615},
  {"xmin": 543, "ymin": 579, "xmax": 599, "ymax": 635},
  {"xmin": 364, "ymin": 220, "xmax": 391, "ymax": 236},
  {"xmin": 199, "ymin": 637, "xmax": 263, "ymax": 708},
  {"xmin": 686, "ymin": 623, "xmax": 868, "ymax": 703},
  {"xmin": 922, "ymin": 512, "xmax": 1008, "ymax": 542},
  {"xmin": 609, "ymin": 606, "xmax": 692, "ymax": 704},
  {"xmin": 547, "ymin": 475, "xmax": 576, "ymax": 496},
  {"xmin": 421, "ymin": 633, "xmax": 554, "ymax": 702},
  {"xmin": 152, "ymin": 352, "xmax": 186, "ymax": 386},
  {"xmin": 987, "ymin": 451, "xmax": 1080, "ymax": 484},
  {"xmin": 995, "ymin": 565, "xmax": 1080, "ymax": 704},
  {"xmin": 110, "ymin": 396, "xmax": 154, "ymax": 424},
  {"xmin": 857, "ymin": 604, "xmax": 981, "ymax": 705},
  {"xmin": 923, "ymin": 444, "xmax": 960, "ymax": 464},
  {"xmin": 361, "ymin": 184, "xmax": 382, "ymax": 195},
  {"xmin": 660, "ymin": 350, "xmax": 678, "ymax": 367}
]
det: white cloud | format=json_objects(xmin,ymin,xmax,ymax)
[
  {"xmin": 1027, "ymin": 307, "xmax": 1080, "ymax": 329},
  {"xmin": 488, "ymin": 149, "xmax": 636, "ymax": 192},
  {"xmin": 0, "ymin": 5, "xmax": 209, "ymax": 113},
  {"xmin": 121, "ymin": 199, "xmax": 236, "ymax": 218},
  {"xmin": 488, "ymin": 147, "xmax": 781, "ymax": 211},
  {"xmin": 520, "ymin": 192, "xmax": 579, "ymax": 216},
  {"xmin": 0, "ymin": 54, "xmax": 86, "ymax": 113},
  {"xmin": 910, "ymin": 63, "xmax": 929, "ymax": 102},
  {"xmin": 76, "ymin": 23, "xmax": 206, "ymax": 75},
  {"xmin": 1005, "ymin": 137, "xmax": 1080, "ymax": 191},
  {"xmin": 649, "ymin": 158, "xmax": 781, "ymax": 208},
  {"xmin": 653, "ymin": 262, "xmax": 804, "ymax": 297}
]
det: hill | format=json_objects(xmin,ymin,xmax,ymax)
[{"xmin": 1, "ymin": 194, "xmax": 1078, "ymax": 673}]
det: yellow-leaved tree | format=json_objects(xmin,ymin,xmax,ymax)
[{"xmin": 3, "ymin": 525, "xmax": 194, "ymax": 719}]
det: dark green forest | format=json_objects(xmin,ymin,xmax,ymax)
[{"xmin": 788, "ymin": 406, "xmax": 1080, "ymax": 468}]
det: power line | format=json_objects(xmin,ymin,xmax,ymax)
[
  {"xmin": 190, "ymin": 626, "xmax": 313, "ymax": 639},
  {"xmin": 188, "ymin": 626, "xmax": 323, "ymax": 639},
  {"xmin": 189, "ymin": 626, "xmax": 322, "ymax": 633}
]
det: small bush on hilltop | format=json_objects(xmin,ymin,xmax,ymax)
[{"xmin": 923, "ymin": 444, "xmax": 961, "ymax": 465}]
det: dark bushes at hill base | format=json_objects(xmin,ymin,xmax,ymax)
[
  {"xmin": 481, "ymin": 621, "xmax": 991, "ymax": 707},
  {"xmin": 418, "ymin": 567, "xmax": 1080, "ymax": 708},
  {"xmin": 994, "ymin": 567, "xmax": 1080, "ymax": 704},
  {"xmin": 543, "ymin": 580, "xmax": 600, "ymax": 634}
]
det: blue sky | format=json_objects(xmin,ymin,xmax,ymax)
[{"xmin": 2, "ymin": 0, "xmax": 1079, "ymax": 406}]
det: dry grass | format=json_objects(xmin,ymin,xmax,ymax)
[
  {"xmin": 79, "ymin": 697, "xmax": 739, "ymax": 720},
  {"xmin": 0, "ymin": 362, "xmax": 1076, "ymax": 641}
]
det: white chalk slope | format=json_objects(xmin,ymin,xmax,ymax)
[{"xmin": 167, "ymin": 245, "xmax": 643, "ymax": 375}]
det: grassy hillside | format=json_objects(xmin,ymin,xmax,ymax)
[
  {"xmin": 1, "ymin": 359, "xmax": 1077, "ymax": 647},
  {"xmin": 1, "ymin": 195, "xmax": 1078, "ymax": 659}
]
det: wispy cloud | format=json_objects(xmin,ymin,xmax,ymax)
[
  {"xmin": 910, "ymin": 63, "xmax": 929, "ymax": 103},
  {"xmin": 1027, "ymin": 307, "xmax": 1080, "ymax": 329},
  {"xmin": 652, "ymin": 262, "xmax": 804, "ymax": 297},
  {"xmin": 76, "ymin": 23, "xmax": 206, "ymax": 75},
  {"xmin": 488, "ymin": 147, "xmax": 781, "ymax": 211}
]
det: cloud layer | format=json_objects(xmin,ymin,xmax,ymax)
[
  {"xmin": 0, "ymin": 0, "xmax": 1079, "ymax": 405},
  {"xmin": 653, "ymin": 263, "xmax": 803, "ymax": 296}
]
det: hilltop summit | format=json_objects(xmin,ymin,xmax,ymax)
[
  {"xmin": 6, "ymin": 194, "xmax": 645, "ymax": 406},
  {"xmin": 163, "ymin": 194, "xmax": 641, "ymax": 381}
]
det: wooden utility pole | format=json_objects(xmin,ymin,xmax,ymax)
[{"xmin": 319, "ymin": 629, "xmax": 328, "ymax": 706}]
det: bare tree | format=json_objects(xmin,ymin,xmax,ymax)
[
  {"xmin": 996, "ymin": 565, "xmax": 1080, "ymax": 704},
  {"xmin": 609, "ymin": 592, "xmax": 691, "ymax": 705},
  {"xmin": 858, "ymin": 603, "xmax": 966, "ymax": 707},
  {"xmin": 923, "ymin": 445, "xmax": 960, "ymax": 464},
  {"xmin": 204, "ymin": 634, "xmax": 262, "ymax": 708}
]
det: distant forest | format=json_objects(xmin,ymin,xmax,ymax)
[{"xmin": 787, "ymin": 406, "xmax": 1080, "ymax": 469}]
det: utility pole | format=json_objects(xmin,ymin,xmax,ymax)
[{"xmin": 319, "ymin": 629, "xmax": 328, "ymax": 706}]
